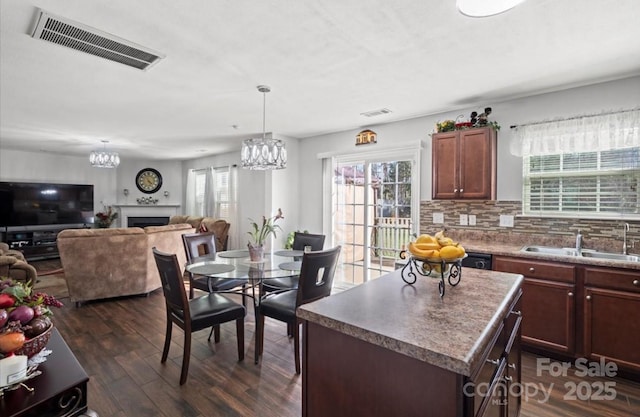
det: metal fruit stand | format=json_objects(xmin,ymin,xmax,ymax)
[{"xmin": 398, "ymin": 251, "xmax": 467, "ymax": 297}]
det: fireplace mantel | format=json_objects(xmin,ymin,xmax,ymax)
[{"xmin": 113, "ymin": 204, "xmax": 181, "ymax": 227}]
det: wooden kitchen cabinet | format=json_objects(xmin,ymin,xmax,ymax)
[
  {"xmin": 466, "ymin": 294, "xmax": 522, "ymax": 417},
  {"xmin": 583, "ymin": 266, "xmax": 640, "ymax": 373},
  {"xmin": 432, "ymin": 127, "xmax": 497, "ymax": 200},
  {"xmin": 493, "ymin": 256, "xmax": 576, "ymax": 355}
]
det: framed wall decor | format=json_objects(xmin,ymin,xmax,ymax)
[{"xmin": 356, "ymin": 129, "xmax": 377, "ymax": 146}]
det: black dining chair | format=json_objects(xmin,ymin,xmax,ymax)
[
  {"xmin": 256, "ymin": 245, "xmax": 341, "ymax": 374},
  {"xmin": 262, "ymin": 232, "xmax": 326, "ymax": 293},
  {"xmin": 152, "ymin": 247, "xmax": 246, "ymax": 385},
  {"xmin": 182, "ymin": 231, "xmax": 247, "ymax": 304}
]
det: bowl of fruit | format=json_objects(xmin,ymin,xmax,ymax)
[
  {"xmin": 0, "ymin": 279, "xmax": 63, "ymax": 359},
  {"xmin": 407, "ymin": 230, "xmax": 467, "ymax": 263}
]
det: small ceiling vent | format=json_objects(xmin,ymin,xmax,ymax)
[
  {"xmin": 31, "ymin": 10, "xmax": 165, "ymax": 71},
  {"xmin": 360, "ymin": 108, "xmax": 393, "ymax": 117}
]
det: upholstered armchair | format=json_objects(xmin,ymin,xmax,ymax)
[
  {"xmin": 169, "ymin": 216, "xmax": 230, "ymax": 252},
  {"xmin": 0, "ymin": 242, "xmax": 37, "ymax": 286}
]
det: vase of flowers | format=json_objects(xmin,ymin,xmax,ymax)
[
  {"xmin": 95, "ymin": 206, "xmax": 118, "ymax": 228},
  {"xmin": 247, "ymin": 208, "xmax": 284, "ymax": 261}
]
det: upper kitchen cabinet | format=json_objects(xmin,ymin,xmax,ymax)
[{"xmin": 432, "ymin": 127, "xmax": 497, "ymax": 200}]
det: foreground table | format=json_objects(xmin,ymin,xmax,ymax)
[
  {"xmin": 298, "ymin": 268, "xmax": 523, "ymax": 417},
  {"xmin": 1, "ymin": 328, "xmax": 91, "ymax": 417}
]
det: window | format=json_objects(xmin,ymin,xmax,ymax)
[
  {"xmin": 517, "ymin": 109, "xmax": 639, "ymax": 218},
  {"xmin": 523, "ymin": 147, "xmax": 639, "ymax": 216},
  {"xmin": 215, "ymin": 168, "xmax": 230, "ymax": 219},
  {"xmin": 192, "ymin": 167, "xmax": 231, "ymax": 220},
  {"xmin": 193, "ymin": 170, "xmax": 207, "ymax": 216}
]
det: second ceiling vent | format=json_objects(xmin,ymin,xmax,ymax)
[{"xmin": 31, "ymin": 9, "xmax": 165, "ymax": 71}]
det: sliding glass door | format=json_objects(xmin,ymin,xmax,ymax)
[{"xmin": 331, "ymin": 150, "xmax": 419, "ymax": 285}]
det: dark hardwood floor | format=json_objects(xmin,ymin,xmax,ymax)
[{"xmin": 31, "ymin": 260, "xmax": 640, "ymax": 416}]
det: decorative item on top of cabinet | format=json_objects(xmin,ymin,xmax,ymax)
[{"xmin": 432, "ymin": 127, "xmax": 497, "ymax": 200}]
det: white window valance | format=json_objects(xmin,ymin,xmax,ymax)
[{"xmin": 513, "ymin": 109, "xmax": 640, "ymax": 157}]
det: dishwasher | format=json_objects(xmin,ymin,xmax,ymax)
[{"xmin": 461, "ymin": 252, "xmax": 493, "ymax": 270}]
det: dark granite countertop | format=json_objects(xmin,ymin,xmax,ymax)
[{"xmin": 297, "ymin": 268, "xmax": 523, "ymax": 377}]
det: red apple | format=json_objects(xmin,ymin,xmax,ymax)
[{"xmin": 0, "ymin": 293, "xmax": 15, "ymax": 308}]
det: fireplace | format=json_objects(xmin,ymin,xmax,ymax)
[
  {"xmin": 114, "ymin": 204, "xmax": 180, "ymax": 228},
  {"xmin": 128, "ymin": 216, "xmax": 170, "ymax": 228}
]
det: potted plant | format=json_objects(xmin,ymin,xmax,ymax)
[
  {"xmin": 247, "ymin": 208, "xmax": 284, "ymax": 261},
  {"xmin": 284, "ymin": 229, "xmax": 309, "ymax": 249},
  {"xmin": 95, "ymin": 206, "xmax": 118, "ymax": 228}
]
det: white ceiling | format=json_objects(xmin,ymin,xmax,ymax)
[{"xmin": 1, "ymin": 0, "xmax": 639, "ymax": 161}]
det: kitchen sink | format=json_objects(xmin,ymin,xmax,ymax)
[
  {"xmin": 520, "ymin": 245, "xmax": 639, "ymax": 262},
  {"xmin": 580, "ymin": 252, "xmax": 640, "ymax": 262},
  {"xmin": 520, "ymin": 246, "xmax": 578, "ymax": 256}
]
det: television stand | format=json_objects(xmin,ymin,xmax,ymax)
[{"xmin": 1, "ymin": 224, "xmax": 90, "ymax": 261}]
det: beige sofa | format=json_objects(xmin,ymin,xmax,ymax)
[
  {"xmin": 0, "ymin": 242, "xmax": 38, "ymax": 286},
  {"xmin": 168, "ymin": 216, "xmax": 230, "ymax": 251},
  {"xmin": 57, "ymin": 223, "xmax": 194, "ymax": 305}
]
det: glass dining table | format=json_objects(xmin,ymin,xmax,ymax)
[{"xmin": 185, "ymin": 249, "xmax": 303, "ymax": 363}]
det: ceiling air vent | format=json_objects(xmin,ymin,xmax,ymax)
[
  {"xmin": 360, "ymin": 108, "xmax": 393, "ymax": 117},
  {"xmin": 31, "ymin": 10, "xmax": 165, "ymax": 71}
]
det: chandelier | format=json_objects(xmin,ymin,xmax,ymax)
[
  {"xmin": 241, "ymin": 85, "xmax": 287, "ymax": 170},
  {"xmin": 90, "ymin": 140, "xmax": 120, "ymax": 168}
]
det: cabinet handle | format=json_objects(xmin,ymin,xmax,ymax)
[
  {"xmin": 508, "ymin": 363, "xmax": 516, "ymax": 370},
  {"xmin": 460, "ymin": 188, "xmax": 464, "ymax": 192},
  {"xmin": 633, "ymin": 280, "xmax": 639, "ymax": 286},
  {"xmin": 586, "ymin": 295, "xmax": 592, "ymax": 300},
  {"xmin": 454, "ymin": 188, "xmax": 458, "ymax": 192},
  {"xmin": 510, "ymin": 310, "xmax": 522, "ymax": 316},
  {"xmin": 568, "ymin": 292, "xmax": 574, "ymax": 297},
  {"xmin": 529, "ymin": 267, "xmax": 535, "ymax": 273},
  {"xmin": 486, "ymin": 359, "xmax": 500, "ymax": 365},
  {"xmin": 504, "ymin": 376, "xmax": 513, "ymax": 382}
]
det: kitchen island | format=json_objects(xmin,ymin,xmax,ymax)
[{"xmin": 297, "ymin": 267, "xmax": 523, "ymax": 417}]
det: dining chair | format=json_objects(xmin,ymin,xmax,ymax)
[
  {"xmin": 256, "ymin": 245, "xmax": 341, "ymax": 374},
  {"xmin": 182, "ymin": 231, "xmax": 247, "ymax": 303},
  {"xmin": 152, "ymin": 247, "xmax": 246, "ymax": 385},
  {"xmin": 262, "ymin": 232, "xmax": 326, "ymax": 293}
]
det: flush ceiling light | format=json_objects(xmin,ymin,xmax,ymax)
[
  {"xmin": 90, "ymin": 140, "xmax": 120, "ymax": 168},
  {"xmin": 241, "ymin": 85, "xmax": 287, "ymax": 170},
  {"xmin": 456, "ymin": 0, "xmax": 527, "ymax": 17}
]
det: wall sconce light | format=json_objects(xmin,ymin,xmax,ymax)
[
  {"xmin": 123, "ymin": 188, "xmax": 129, "ymax": 196},
  {"xmin": 163, "ymin": 191, "xmax": 170, "ymax": 198}
]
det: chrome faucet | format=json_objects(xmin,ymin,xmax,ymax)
[
  {"xmin": 623, "ymin": 223, "xmax": 630, "ymax": 255},
  {"xmin": 575, "ymin": 229, "xmax": 583, "ymax": 254}
]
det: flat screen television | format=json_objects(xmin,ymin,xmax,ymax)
[{"xmin": 0, "ymin": 181, "xmax": 94, "ymax": 228}]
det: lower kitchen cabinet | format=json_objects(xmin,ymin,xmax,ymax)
[
  {"xmin": 495, "ymin": 256, "xmax": 640, "ymax": 378},
  {"xmin": 467, "ymin": 295, "xmax": 522, "ymax": 417},
  {"xmin": 583, "ymin": 266, "xmax": 640, "ymax": 373},
  {"xmin": 493, "ymin": 256, "xmax": 576, "ymax": 355}
]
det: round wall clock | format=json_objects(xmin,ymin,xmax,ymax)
[{"xmin": 135, "ymin": 168, "xmax": 162, "ymax": 194}]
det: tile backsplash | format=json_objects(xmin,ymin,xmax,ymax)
[{"xmin": 420, "ymin": 200, "xmax": 639, "ymax": 253}]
